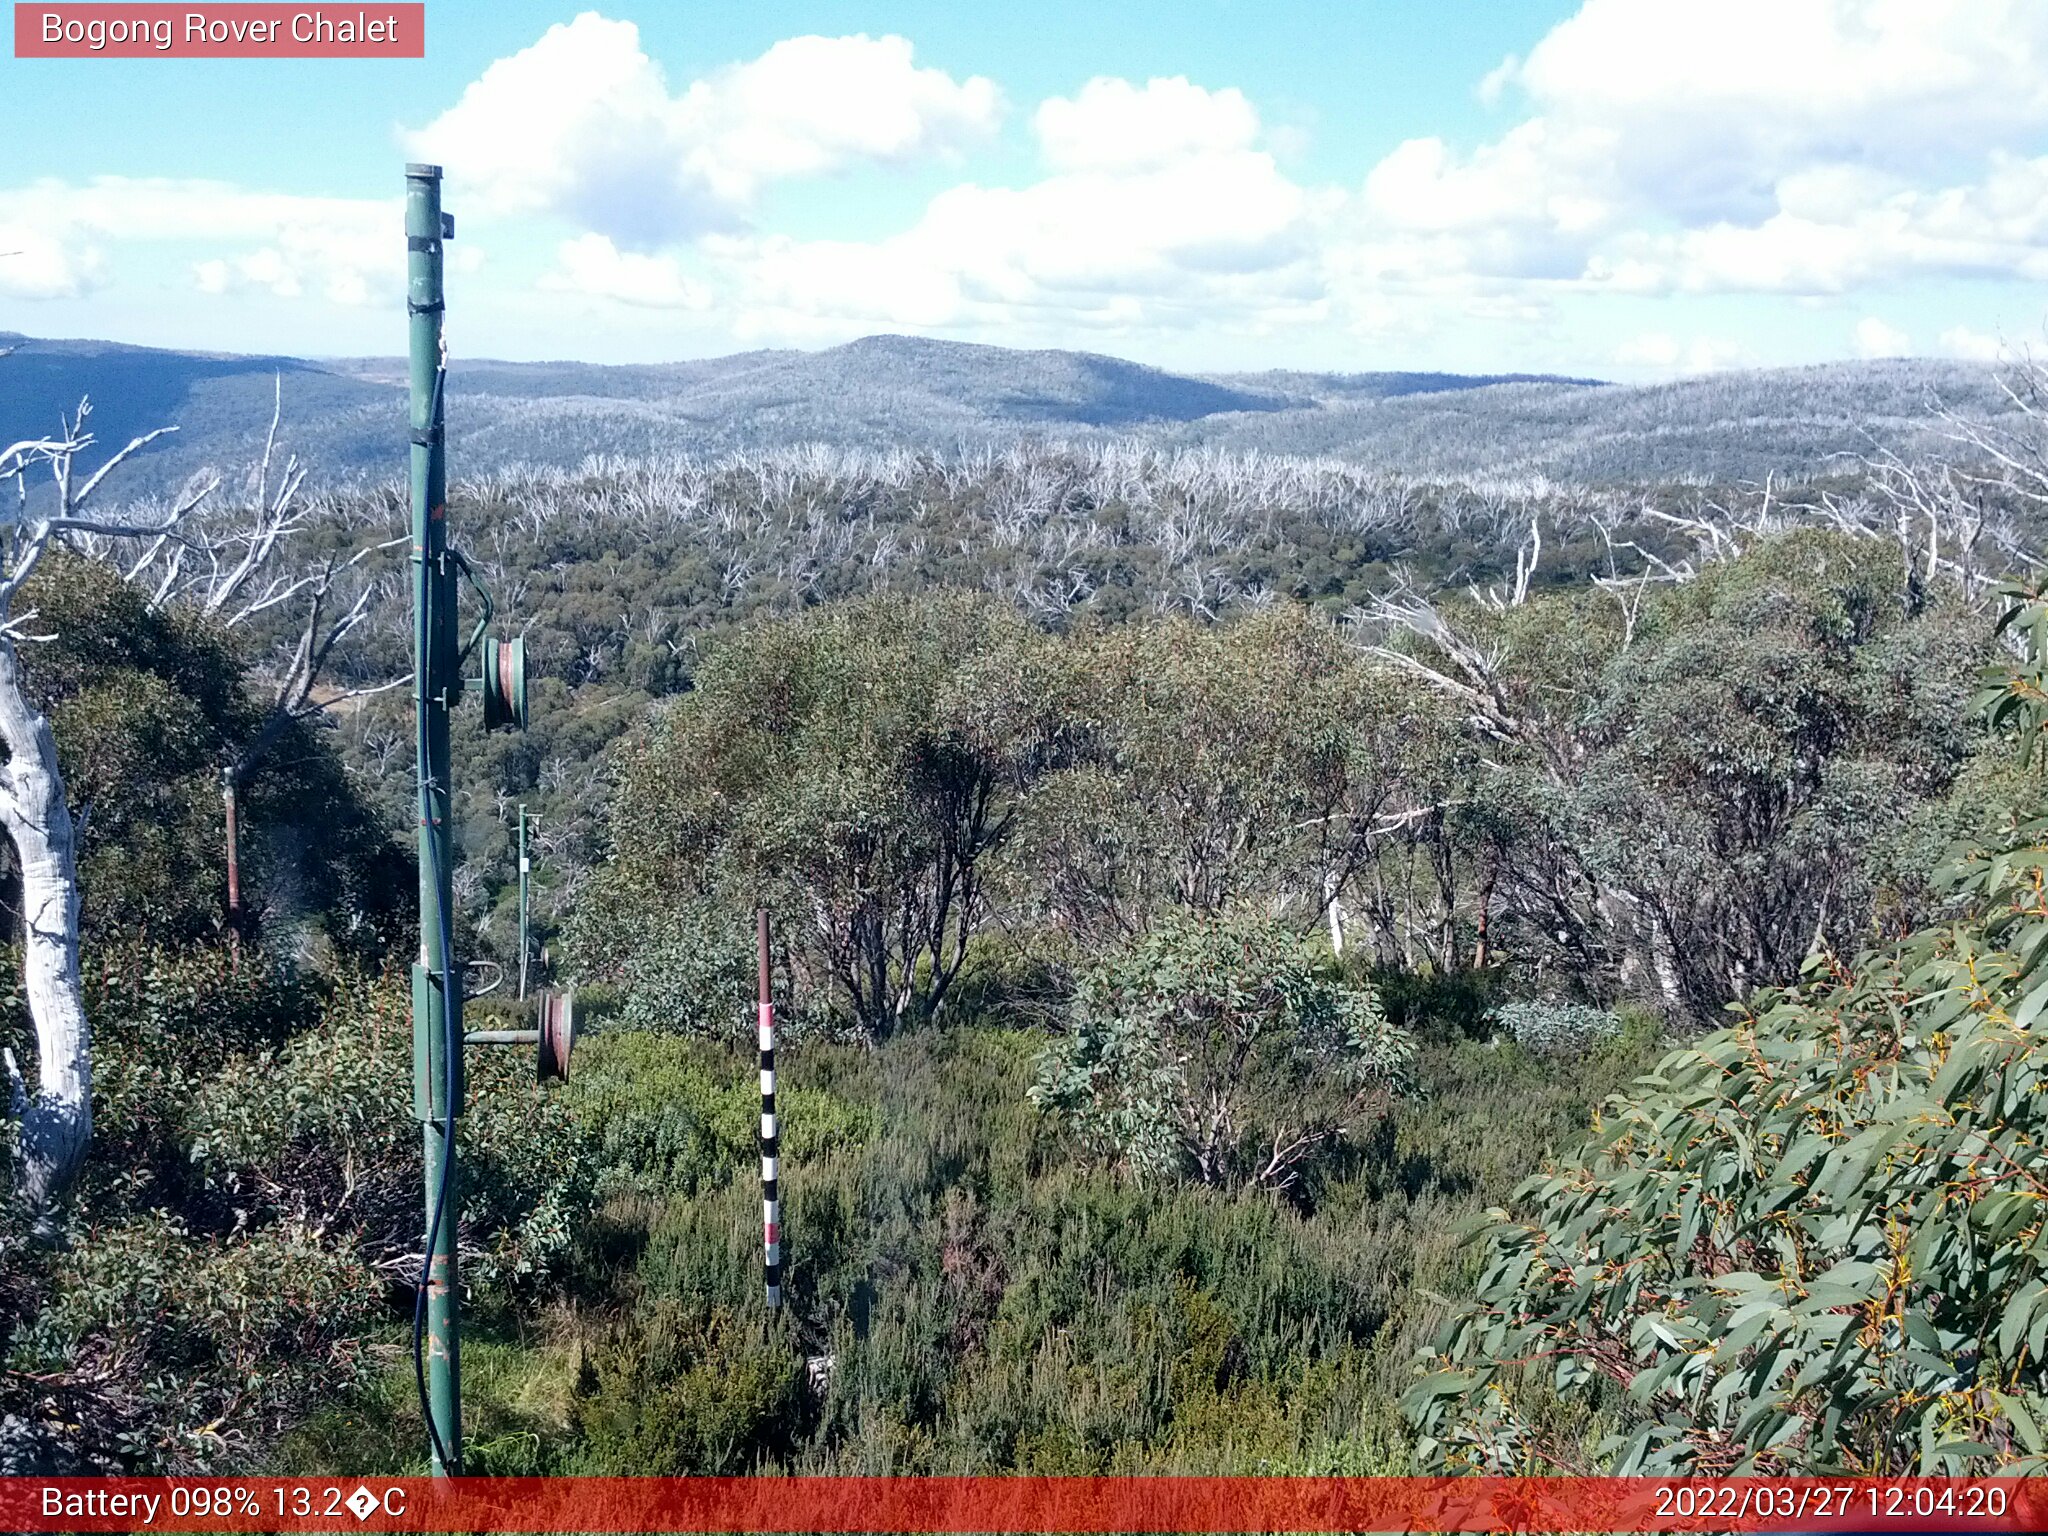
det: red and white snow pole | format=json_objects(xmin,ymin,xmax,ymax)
[{"xmin": 758, "ymin": 908, "xmax": 781, "ymax": 1310}]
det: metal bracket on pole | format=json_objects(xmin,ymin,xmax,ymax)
[{"xmin": 412, "ymin": 963, "xmax": 465, "ymax": 1121}]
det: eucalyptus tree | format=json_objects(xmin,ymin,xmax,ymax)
[
  {"xmin": 586, "ymin": 591, "xmax": 1059, "ymax": 1039},
  {"xmin": 1354, "ymin": 526, "xmax": 1985, "ymax": 1014},
  {"xmin": 1025, "ymin": 606, "xmax": 1440, "ymax": 944},
  {"xmin": 1409, "ymin": 585, "xmax": 2048, "ymax": 1475}
]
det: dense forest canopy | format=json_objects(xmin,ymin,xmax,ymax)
[{"xmin": 3, "ymin": 351, "xmax": 2048, "ymax": 1475}]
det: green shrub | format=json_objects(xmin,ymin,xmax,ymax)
[
  {"xmin": 18, "ymin": 1212, "xmax": 381, "ymax": 1469},
  {"xmin": 573, "ymin": 1301, "xmax": 809, "ymax": 1473},
  {"xmin": 562, "ymin": 873, "xmax": 759, "ymax": 1041},
  {"xmin": 1488, "ymin": 999, "xmax": 1622, "ymax": 1056},
  {"xmin": 1364, "ymin": 965, "xmax": 1503, "ymax": 1043},
  {"xmin": 568, "ymin": 1032, "xmax": 878, "ymax": 1201},
  {"xmin": 3, "ymin": 958, "xmax": 596, "ymax": 1471},
  {"xmin": 188, "ymin": 970, "xmax": 597, "ymax": 1293},
  {"xmin": 0, "ymin": 944, "xmax": 323, "ymax": 1213},
  {"xmin": 1031, "ymin": 911, "xmax": 1412, "ymax": 1191},
  {"xmin": 283, "ymin": 1001, "xmax": 1653, "ymax": 1478},
  {"xmin": 17, "ymin": 551, "xmax": 408, "ymax": 958}
]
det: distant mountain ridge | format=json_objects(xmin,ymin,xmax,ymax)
[{"xmin": 0, "ymin": 328, "xmax": 2010, "ymax": 494}]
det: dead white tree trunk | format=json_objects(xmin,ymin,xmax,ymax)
[
  {"xmin": 0, "ymin": 637, "xmax": 88, "ymax": 1220},
  {"xmin": 0, "ymin": 396, "xmax": 203, "ymax": 1224}
]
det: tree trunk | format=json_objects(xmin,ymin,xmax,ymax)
[
  {"xmin": 0, "ymin": 637, "xmax": 91, "ymax": 1224},
  {"xmin": 1472, "ymin": 859, "xmax": 1497, "ymax": 970}
]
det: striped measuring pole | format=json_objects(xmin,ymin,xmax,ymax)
[{"xmin": 757, "ymin": 908, "xmax": 781, "ymax": 1310}]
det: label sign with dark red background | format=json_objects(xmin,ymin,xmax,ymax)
[{"xmin": 14, "ymin": 4, "xmax": 424, "ymax": 56}]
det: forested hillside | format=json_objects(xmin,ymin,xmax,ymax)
[
  {"xmin": 1, "ymin": 329, "xmax": 2021, "ymax": 498},
  {"xmin": 4, "ymin": 347, "xmax": 2048, "ymax": 1478}
]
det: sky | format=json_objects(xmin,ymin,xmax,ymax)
[{"xmin": 2, "ymin": 0, "xmax": 2046, "ymax": 376}]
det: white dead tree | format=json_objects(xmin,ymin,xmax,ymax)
[
  {"xmin": 0, "ymin": 401, "xmax": 208, "ymax": 1225},
  {"xmin": 1346, "ymin": 537, "xmax": 1684, "ymax": 1000},
  {"xmin": 1469, "ymin": 515, "xmax": 1543, "ymax": 612},
  {"xmin": 1584, "ymin": 362, "xmax": 2048, "ymax": 618},
  {"xmin": 112, "ymin": 379, "xmax": 409, "ymax": 784}
]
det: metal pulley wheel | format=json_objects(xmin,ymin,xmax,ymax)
[
  {"xmin": 537, "ymin": 989, "xmax": 575, "ymax": 1082},
  {"xmin": 481, "ymin": 635, "xmax": 527, "ymax": 732}
]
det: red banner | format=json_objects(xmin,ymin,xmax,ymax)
[
  {"xmin": 0, "ymin": 1476, "xmax": 2039, "ymax": 1533},
  {"xmin": 13, "ymin": 4, "xmax": 424, "ymax": 57}
]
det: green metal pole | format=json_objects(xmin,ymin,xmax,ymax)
[
  {"xmin": 406, "ymin": 162, "xmax": 462, "ymax": 1478},
  {"xmin": 517, "ymin": 805, "xmax": 529, "ymax": 1001}
]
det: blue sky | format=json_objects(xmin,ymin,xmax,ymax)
[{"xmin": 3, "ymin": 0, "xmax": 2046, "ymax": 374}]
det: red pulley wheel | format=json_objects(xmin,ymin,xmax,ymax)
[
  {"xmin": 482, "ymin": 635, "xmax": 528, "ymax": 732},
  {"xmin": 537, "ymin": 989, "xmax": 575, "ymax": 1082}
]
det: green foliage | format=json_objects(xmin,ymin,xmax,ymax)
[
  {"xmin": 1407, "ymin": 592, "xmax": 2048, "ymax": 1474},
  {"xmin": 14, "ymin": 431, "xmax": 2025, "ymax": 1481},
  {"xmin": 186, "ymin": 970, "xmax": 595, "ymax": 1293},
  {"xmin": 1489, "ymin": 1000, "xmax": 1623, "ymax": 1056},
  {"xmin": 1537, "ymin": 533, "xmax": 1980, "ymax": 1014},
  {"xmin": 601, "ymin": 896, "xmax": 756, "ymax": 1038},
  {"xmin": 22, "ymin": 1212, "xmax": 382, "ymax": 1468},
  {"xmin": 586, "ymin": 591, "xmax": 1055, "ymax": 1039},
  {"xmin": 45, "ymin": 943, "xmax": 317, "ymax": 1212},
  {"xmin": 330, "ymin": 1017, "xmax": 1657, "ymax": 1478},
  {"xmin": 2, "ymin": 955, "xmax": 594, "ymax": 1470},
  {"xmin": 15, "ymin": 552, "xmax": 407, "ymax": 958},
  {"xmin": 1028, "ymin": 606, "xmax": 1440, "ymax": 943},
  {"xmin": 581, "ymin": 536, "xmax": 1982, "ymax": 1048},
  {"xmin": 573, "ymin": 1302, "xmax": 810, "ymax": 1474},
  {"xmin": 566, "ymin": 1031, "xmax": 878, "ymax": 1201},
  {"xmin": 1031, "ymin": 911, "xmax": 1411, "ymax": 1192},
  {"xmin": 1365, "ymin": 965, "xmax": 1506, "ymax": 1043}
]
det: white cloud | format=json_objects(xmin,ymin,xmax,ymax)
[
  {"xmin": 196, "ymin": 249, "xmax": 300, "ymax": 300},
  {"xmin": 541, "ymin": 235, "xmax": 709, "ymax": 310},
  {"xmin": 1613, "ymin": 331, "xmax": 1750, "ymax": 375},
  {"xmin": 1583, "ymin": 153, "xmax": 2048, "ymax": 296},
  {"xmin": 696, "ymin": 33, "xmax": 1000, "ymax": 187},
  {"xmin": 770, "ymin": 164, "xmax": 1306, "ymax": 336},
  {"xmin": 708, "ymin": 148, "xmax": 1318, "ymax": 339},
  {"xmin": 1506, "ymin": 0, "xmax": 2048, "ymax": 208},
  {"xmin": 1475, "ymin": 54, "xmax": 1519, "ymax": 107},
  {"xmin": 1853, "ymin": 317, "xmax": 1913, "ymax": 357},
  {"xmin": 0, "ymin": 178, "xmax": 403, "ymax": 307},
  {"xmin": 1939, "ymin": 324, "xmax": 2004, "ymax": 361},
  {"xmin": 13, "ymin": 5, "xmax": 2045, "ymax": 371},
  {"xmin": 1364, "ymin": 123, "xmax": 1608, "ymax": 238},
  {"xmin": 0, "ymin": 222, "xmax": 103, "ymax": 299},
  {"xmin": 1355, "ymin": 121, "xmax": 1613, "ymax": 284},
  {"xmin": 702, "ymin": 73, "xmax": 1320, "ymax": 342},
  {"xmin": 407, "ymin": 16, "xmax": 1000, "ymax": 246},
  {"xmin": 1034, "ymin": 77, "xmax": 1258, "ymax": 173},
  {"xmin": 710, "ymin": 233, "xmax": 966, "ymax": 336},
  {"xmin": 1355, "ymin": 0, "xmax": 2048, "ymax": 295}
]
